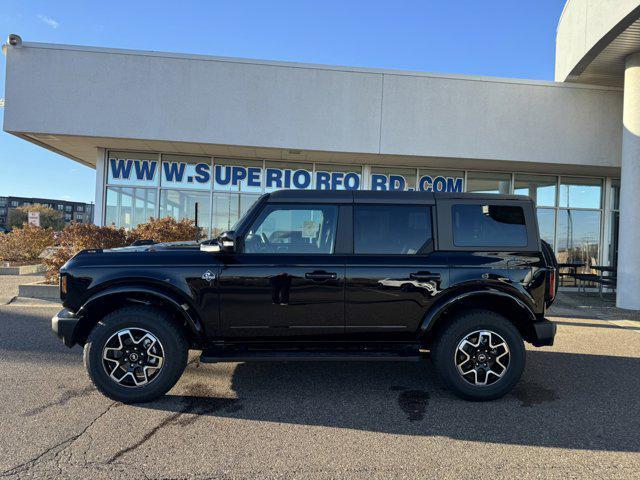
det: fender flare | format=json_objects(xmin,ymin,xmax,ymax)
[
  {"xmin": 75, "ymin": 285, "xmax": 204, "ymax": 340},
  {"xmin": 420, "ymin": 288, "xmax": 537, "ymax": 337}
]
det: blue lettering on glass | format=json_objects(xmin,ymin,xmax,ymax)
[
  {"xmin": 112, "ymin": 159, "xmax": 463, "ymax": 193},
  {"xmin": 371, "ymin": 174, "xmax": 388, "ymax": 191},
  {"xmin": 110, "ymin": 158, "xmax": 133, "ymax": 179},
  {"xmin": 215, "ymin": 165, "xmax": 231, "ymax": 186},
  {"xmin": 293, "ymin": 170, "xmax": 312, "ymax": 189},
  {"xmin": 316, "ymin": 172, "xmax": 331, "ymax": 190},
  {"xmin": 432, "ymin": 176, "xmax": 447, "ymax": 192},
  {"xmin": 344, "ymin": 173, "xmax": 360, "ymax": 190},
  {"xmin": 231, "ymin": 166, "xmax": 247, "ymax": 185},
  {"xmin": 418, "ymin": 175, "xmax": 463, "ymax": 193},
  {"xmin": 134, "ymin": 160, "xmax": 157, "ymax": 181},
  {"xmin": 389, "ymin": 175, "xmax": 405, "ymax": 191},
  {"xmin": 283, "ymin": 170, "xmax": 293, "ymax": 189},
  {"xmin": 265, "ymin": 168, "xmax": 282, "ymax": 188},
  {"xmin": 247, "ymin": 167, "xmax": 261, "ymax": 187},
  {"xmin": 163, "ymin": 162, "xmax": 186, "ymax": 182},
  {"xmin": 194, "ymin": 163, "xmax": 210, "ymax": 183},
  {"xmin": 447, "ymin": 177, "xmax": 463, "ymax": 193},
  {"xmin": 330, "ymin": 172, "xmax": 344, "ymax": 190}
]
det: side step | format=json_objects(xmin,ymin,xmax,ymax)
[{"xmin": 200, "ymin": 345, "xmax": 423, "ymax": 363}]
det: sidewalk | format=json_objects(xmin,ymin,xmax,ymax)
[{"xmin": 0, "ymin": 274, "xmax": 45, "ymax": 305}]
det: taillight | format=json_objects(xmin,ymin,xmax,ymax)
[
  {"xmin": 548, "ymin": 268, "xmax": 556, "ymax": 301},
  {"xmin": 60, "ymin": 274, "xmax": 68, "ymax": 295}
]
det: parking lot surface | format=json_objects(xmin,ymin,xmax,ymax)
[{"xmin": 0, "ymin": 278, "xmax": 639, "ymax": 479}]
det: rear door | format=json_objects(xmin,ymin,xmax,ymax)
[{"xmin": 345, "ymin": 199, "xmax": 449, "ymax": 339}]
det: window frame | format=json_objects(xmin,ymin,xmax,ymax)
[
  {"xmin": 239, "ymin": 202, "xmax": 341, "ymax": 256},
  {"xmin": 352, "ymin": 204, "xmax": 435, "ymax": 256},
  {"xmin": 436, "ymin": 199, "xmax": 539, "ymax": 252}
]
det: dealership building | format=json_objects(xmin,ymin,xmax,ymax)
[{"xmin": 3, "ymin": 0, "xmax": 640, "ymax": 308}]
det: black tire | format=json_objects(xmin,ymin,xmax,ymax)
[
  {"xmin": 431, "ymin": 309, "xmax": 525, "ymax": 401},
  {"xmin": 83, "ymin": 305, "xmax": 188, "ymax": 404}
]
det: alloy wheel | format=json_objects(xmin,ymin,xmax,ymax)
[
  {"xmin": 454, "ymin": 329, "xmax": 510, "ymax": 386},
  {"xmin": 102, "ymin": 328, "xmax": 165, "ymax": 387}
]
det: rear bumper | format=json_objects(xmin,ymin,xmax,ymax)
[
  {"xmin": 530, "ymin": 318, "xmax": 557, "ymax": 347},
  {"xmin": 52, "ymin": 309, "xmax": 80, "ymax": 348}
]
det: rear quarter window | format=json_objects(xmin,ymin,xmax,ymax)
[{"xmin": 452, "ymin": 204, "xmax": 527, "ymax": 247}]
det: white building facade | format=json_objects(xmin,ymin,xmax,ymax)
[{"xmin": 3, "ymin": 0, "xmax": 640, "ymax": 308}]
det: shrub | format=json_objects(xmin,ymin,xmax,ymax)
[
  {"xmin": 42, "ymin": 217, "xmax": 202, "ymax": 283},
  {"xmin": 8, "ymin": 204, "xmax": 65, "ymax": 230},
  {"xmin": 0, "ymin": 225, "xmax": 55, "ymax": 263},
  {"xmin": 129, "ymin": 217, "xmax": 203, "ymax": 243},
  {"xmin": 43, "ymin": 223, "xmax": 129, "ymax": 283}
]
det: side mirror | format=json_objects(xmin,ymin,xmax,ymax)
[
  {"xmin": 200, "ymin": 239, "xmax": 221, "ymax": 253},
  {"xmin": 200, "ymin": 231, "xmax": 237, "ymax": 253},
  {"xmin": 217, "ymin": 230, "xmax": 237, "ymax": 253}
]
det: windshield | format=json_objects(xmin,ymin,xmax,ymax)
[{"xmin": 230, "ymin": 194, "xmax": 267, "ymax": 232}]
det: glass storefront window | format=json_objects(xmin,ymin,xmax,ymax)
[
  {"xmin": 214, "ymin": 159, "xmax": 263, "ymax": 193},
  {"xmin": 556, "ymin": 209, "xmax": 601, "ymax": 269},
  {"xmin": 370, "ymin": 167, "xmax": 417, "ymax": 191},
  {"xmin": 417, "ymin": 169, "xmax": 464, "ymax": 192},
  {"xmin": 160, "ymin": 190, "xmax": 211, "ymax": 237},
  {"xmin": 610, "ymin": 179, "xmax": 620, "ymax": 211},
  {"xmin": 466, "ymin": 172, "xmax": 511, "ymax": 194},
  {"xmin": 107, "ymin": 151, "xmax": 160, "ymax": 187},
  {"xmin": 514, "ymin": 174, "xmax": 557, "ymax": 207},
  {"xmin": 314, "ymin": 164, "xmax": 362, "ymax": 191},
  {"xmin": 608, "ymin": 179, "xmax": 620, "ymax": 266},
  {"xmin": 212, "ymin": 193, "xmax": 261, "ymax": 237},
  {"xmin": 161, "ymin": 154, "xmax": 212, "ymax": 191},
  {"xmin": 264, "ymin": 161, "xmax": 314, "ymax": 192},
  {"xmin": 536, "ymin": 208, "xmax": 556, "ymax": 248},
  {"xmin": 559, "ymin": 177, "xmax": 602, "ymax": 209},
  {"xmin": 105, "ymin": 187, "xmax": 157, "ymax": 229}
]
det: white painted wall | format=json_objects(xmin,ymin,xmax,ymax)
[
  {"xmin": 3, "ymin": 42, "xmax": 623, "ymax": 169},
  {"xmin": 556, "ymin": 0, "xmax": 640, "ymax": 81}
]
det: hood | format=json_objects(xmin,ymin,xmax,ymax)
[{"xmin": 105, "ymin": 240, "xmax": 201, "ymax": 253}]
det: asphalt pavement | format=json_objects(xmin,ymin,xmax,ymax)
[{"xmin": 0, "ymin": 281, "xmax": 638, "ymax": 479}]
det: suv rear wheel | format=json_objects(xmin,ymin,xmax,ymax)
[
  {"xmin": 431, "ymin": 309, "xmax": 525, "ymax": 401},
  {"xmin": 83, "ymin": 306, "xmax": 188, "ymax": 403}
]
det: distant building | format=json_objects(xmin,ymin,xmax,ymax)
[{"xmin": 0, "ymin": 196, "xmax": 94, "ymax": 228}]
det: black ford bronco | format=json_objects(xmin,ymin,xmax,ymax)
[{"xmin": 52, "ymin": 190, "xmax": 557, "ymax": 403}]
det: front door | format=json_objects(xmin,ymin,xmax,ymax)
[
  {"xmin": 345, "ymin": 204, "xmax": 449, "ymax": 340},
  {"xmin": 219, "ymin": 203, "xmax": 345, "ymax": 338}
]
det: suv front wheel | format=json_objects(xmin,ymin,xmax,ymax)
[
  {"xmin": 83, "ymin": 306, "xmax": 188, "ymax": 403},
  {"xmin": 431, "ymin": 309, "xmax": 525, "ymax": 401}
]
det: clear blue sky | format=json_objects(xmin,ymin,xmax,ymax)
[{"xmin": 0, "ymin": 0, "xmax": 566, "ymax": 203}]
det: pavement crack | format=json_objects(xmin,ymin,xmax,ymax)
[
  {"xmin": 23, "ymin": 384, "xmax": 96, "ymax": 417},
  {"xmin": 0, "ymin": 401, "xmax": 117, "ymax": 477},
  {"xmin": 108, "ymin": 382, "xmax": 240, "ymax": 464}
]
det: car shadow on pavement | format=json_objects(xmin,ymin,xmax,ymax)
[{"xmin": 140, "ymin": 349, "xmax": 639, "ymax": 453}]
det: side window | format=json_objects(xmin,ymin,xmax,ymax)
[
  {"xmin": 452, "ymin": 204, "xmax": 527, "ymax": 247},
  {"xmin": 244, "ymin": 204, "xmax": 338, "ymax": 254},
  {"xmin": 355, "ymin": 205, "xmax": 433, "ymax": 255}
]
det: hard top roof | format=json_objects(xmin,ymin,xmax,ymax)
[{"xmin": 266, "ymin": 190, "xmax": 531, "ymax": 204}]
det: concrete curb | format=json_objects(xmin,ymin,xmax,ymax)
[
  {"xmin": 18, "ymin": 282, "xmax": 59, "ymax": 301},
  {"xmin": 0, "ymin": 264, "xmax": 46, "ymax": 275}
]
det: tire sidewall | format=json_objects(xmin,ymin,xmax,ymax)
[
  {"xmin": 436, "ymin": 311, "xmax": 525, "ymax": 401},
  {"xmin": 84, "ymin": 308, "xmax": 187, "ymax": 403}
]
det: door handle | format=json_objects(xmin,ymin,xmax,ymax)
[
  {"xmin": 305, "ymin": 271, "xmax": 337, "ymax": 281},
  {"xmin": 410, "ymin": 272, "xmax": 441, "ymax": 281}
]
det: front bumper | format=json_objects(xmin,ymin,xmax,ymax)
[
  {"xmin": 52, "ymin": 309, "xmax": 80, "ymax": 348},
  {"xmin": 530, "ymin": 318, "xmax": 557, "ymax": 347}
]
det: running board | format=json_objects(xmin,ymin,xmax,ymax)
[{"xmin": 199, "ymin": 346, "xmax": 423, "ymax": 363}]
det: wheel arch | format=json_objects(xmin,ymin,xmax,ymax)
[
  {"xmin": 72, "ymin": 285, "xmax": 205, "ymax": 348},
  {"xmin": 420, "ymin": 289, "xmax": 538, "ymax": 346}
]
